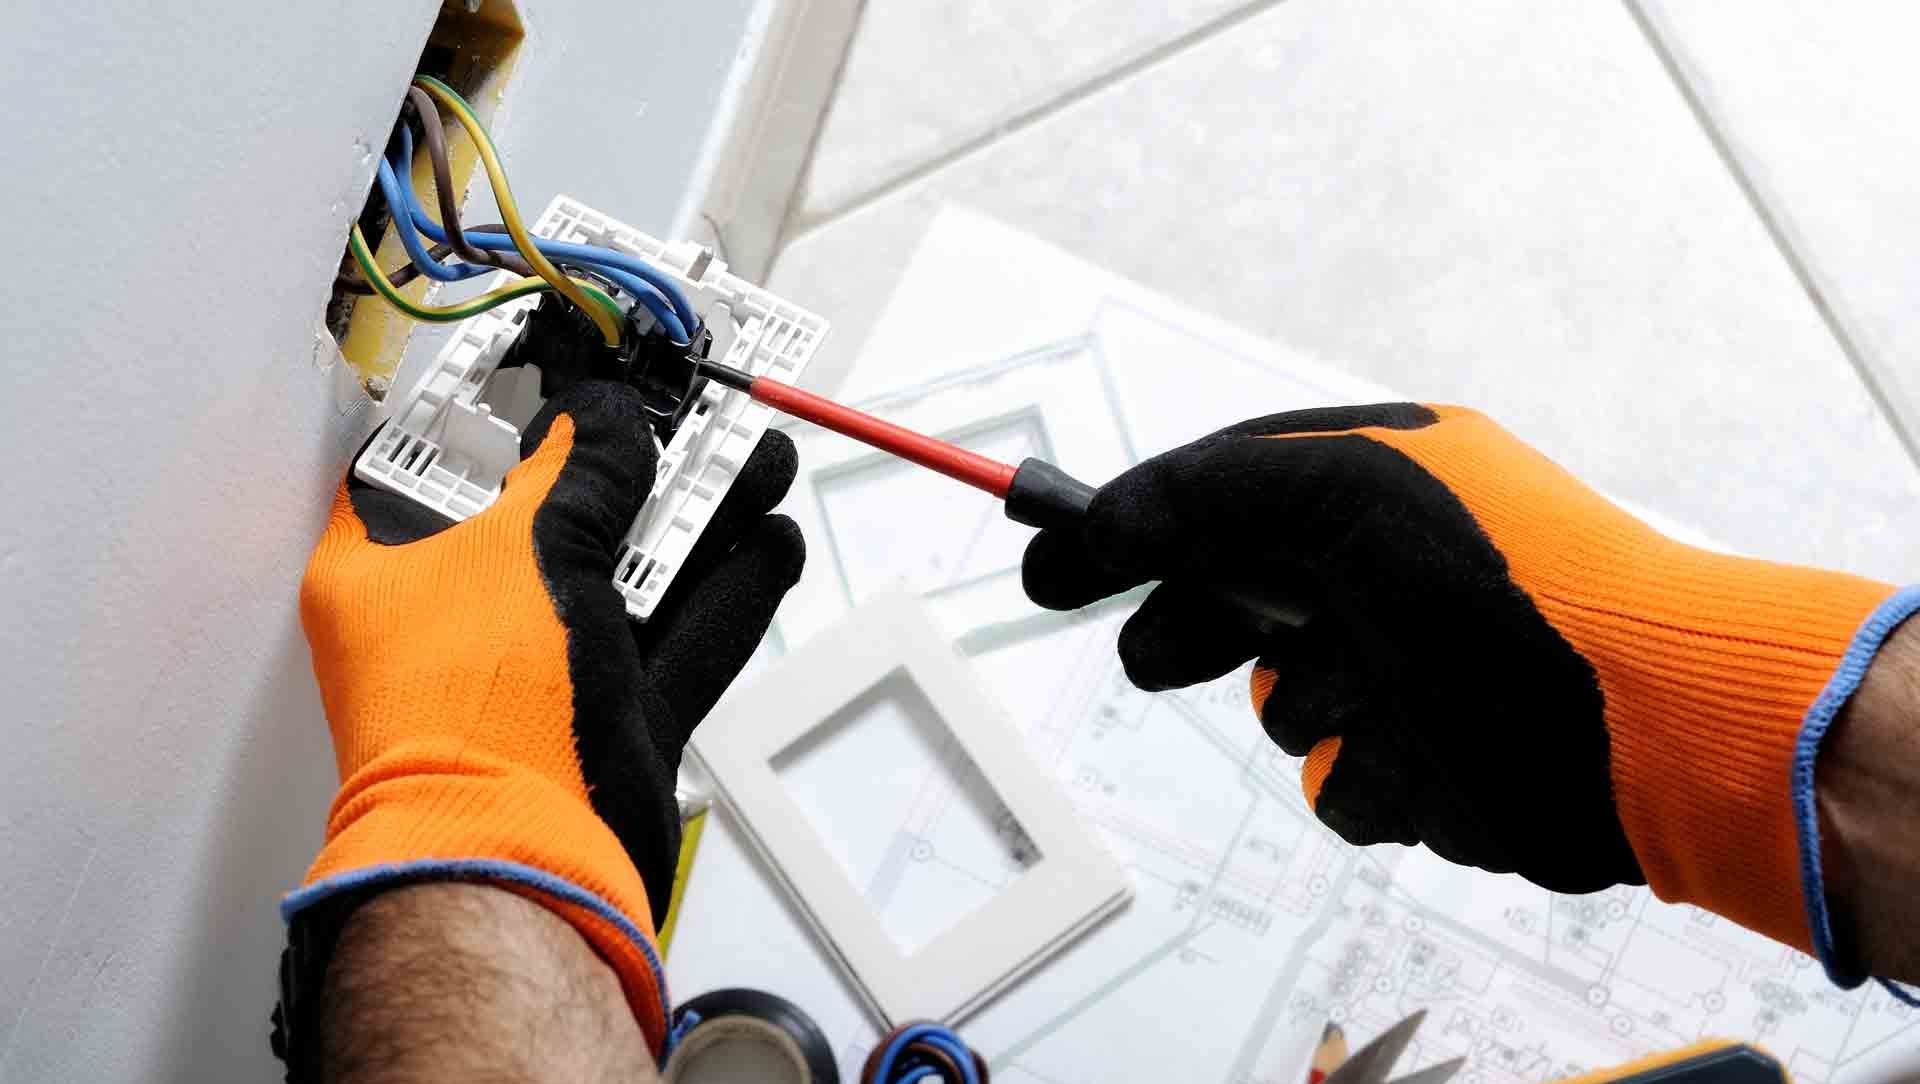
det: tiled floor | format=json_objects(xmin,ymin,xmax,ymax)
[
  {"xmin": 1641, "ymin": 0, "xmax": 1920, "ymax": 440},
  {"xmin": 767, "ymin": 0, "xmax": 1920, "ymax": 581}
]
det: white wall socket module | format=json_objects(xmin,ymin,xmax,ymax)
[{"xmin": 352, "ymin": 196, "xmax": 828, "ymax": 620}]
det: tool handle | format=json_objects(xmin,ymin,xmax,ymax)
[
  {"xmin": 1003, "ymin": 457, "xmax": 1097, "ymax": 528},
  {"xmin": 1004, "ymin": 458, "xmax": 1310, "ymax": 630},
  {"xmin": 1561, "ymin": 1042, "xmax": 1787, "ymax": 1084}
]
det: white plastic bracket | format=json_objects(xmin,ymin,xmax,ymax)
[{"xmin": 353, "ymin": 196, "xmax": 828, "ymax": 619}]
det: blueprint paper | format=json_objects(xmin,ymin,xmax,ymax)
[
  {"xmin": 667, "ymin": 206, "xmax": 1920, "ymax": 1083},
  {"xmin": 776, "ymin": 340, "xmax": 1139, "ymax": 646}
]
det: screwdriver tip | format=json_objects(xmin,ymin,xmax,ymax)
[{"xmin": 694, "ymin": 359, "xmax": 753, "ymax": 393}]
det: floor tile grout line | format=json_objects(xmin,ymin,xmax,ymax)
[
  {"xmin": 767, "ymin": 0, "xmax": 871, "ymax": 279},
  {"xmin": 773, "ymin": 0, "xmax": 1920, "ymax": 474},
  {"xmin": 783, "ymin": 0, "xmax": 1294, "ymax": 247},
  {"xmin": 1621, "ymin": 0, "xmax": 1920, "ymax": 470}
]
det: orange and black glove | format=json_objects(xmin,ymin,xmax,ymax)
[
  {"xmin": 1023, "ymin": 404, "xmax": 1918, "ymax": 990},
  {"xmin": 276, "ymin": 381, "xmax": 803, "ymax": 1063}
]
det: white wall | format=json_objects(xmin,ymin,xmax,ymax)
[{"xmin": 0, "ymin": 3, "xmax": 758, "ymax": 1079}]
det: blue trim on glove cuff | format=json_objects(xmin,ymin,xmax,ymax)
[
  {"xmin": 1793, "ymin": 584, "xmax": 1920, "ymax": 1004},
  {"xmin": 281, "ymin": 858, "xmax": 670, "ymax": 1020}
]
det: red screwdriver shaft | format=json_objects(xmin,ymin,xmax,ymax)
[
  {"xmin": 694, "ymin": 360, "xmax": 1309, "ymax": 629},
  {"xmin": 697, "ymin": 362, "xmax": 1019, "ymax": 498}
]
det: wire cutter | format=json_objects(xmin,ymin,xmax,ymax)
[{"xmin": 1320, "ymin": 1011, "xmax": 1464, "ymax": 1084}]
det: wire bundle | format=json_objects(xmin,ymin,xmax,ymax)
[
  {"xmin": 861, "ymin": 1022, "xmax": 988, "ymax": 1084},
  {"xmin": 343, "ymin": 75, "xmax": 698, "ymax": 345}
]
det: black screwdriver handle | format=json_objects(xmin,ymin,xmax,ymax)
[
  {"xmin": 1002, "ymin": 457, "xmax": 1098, "ymax": 528},
  {"xmin": 1002, "ymin": 457, "xmax": 1311, "ymax": 631}
]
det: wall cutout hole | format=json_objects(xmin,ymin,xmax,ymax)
[{"xmin": 325, "ymin": 0, "xmax": 525, "ymax": 394}]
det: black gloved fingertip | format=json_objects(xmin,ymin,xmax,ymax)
[
  {"xmin": 1116, "ymin": 585, "xmax": 1262, "ymax": 692},
  {"xmin": 751, "ymin": 428, "xmax": 800, "ymax": 494},
  {"xmin": 755, "ymin": 513, "xmax": 807, "ymax": 589},
  {"xmin": 1022, "ymin": 529, "xmax": 1147, "ymax": 611},
  {"xmin": 1021, "ymin": 530, "xmax": 1080, "ymax": 610}
]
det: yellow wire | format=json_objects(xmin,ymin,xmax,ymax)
[
  {"xmin": 349, "ymin": 223, "xmax": 623, "ymax": 325},
  {"xmin": 657, "ymin": 807, "xmax": 709, "ymax": 956},
  {"xmin": 412, "ymin": 76, "xmax": 623, "ymax": 347}
]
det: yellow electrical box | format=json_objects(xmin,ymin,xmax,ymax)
[{"xmin": 327, "ymin": 0, "xmax": 525, "ymax": 395}]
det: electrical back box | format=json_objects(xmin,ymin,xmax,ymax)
[{"xmin": 328, "ymin": 0, "xmax": 526, "ymax": 392}]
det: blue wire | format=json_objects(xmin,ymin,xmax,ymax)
[
  {"xmin": 443, "ymin": 224, "xmax": 691, "ymax": 345},
  {"xmin": 391, "ymin": 125, "xmax": 698, "ymax": 332},
  {"xmin": 922, "ymin": 1034, "xmax": 978, "ymax": 1084},
  {"xmin": 521, "ymin": 233, "xmax": 698, "ymax": 332},
  {"xmin": 385, "ymin": 125, "xmax": 694, "ymax": 343},
  {"xmin": 375, "ymin": 142, "xmax": 493, "ymax": 284},
  {"xmin": 870, "ymin": 1024, "xmax": 979, "ymax": 1084}
]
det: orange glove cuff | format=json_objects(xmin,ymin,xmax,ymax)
[
  {"xmin": 1366, "ymin": 407, "xmax": 1898, "ymax": 953},
  {"xmin": 283, "ymin": 740, "xmax": 669, "ymax": 1051},
  {"xmin": 1557, "ymin": 547, "xmax": 1890, "ymax": 950}
]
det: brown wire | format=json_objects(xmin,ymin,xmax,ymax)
[
  {"xmin": 404, "ymin": 87, "xmax": 535, "ymax": 277},
  {"xmin": 334, "ymin": 239, "xmax": 453, "ymax": 295},
  {"xmin": 859, "ymin": 1025, "xmax": 990, "ymax": 1084},
  {"xmin": 335, "ymin": 220, "xmax": 607, "ymax": 298},
  {"xmin": 332, "ymin": 96, "xmax": 539, "ymax": 298},
  {"xmin": 335, "ymin": 92, "xmax": 605, "ymax": 301}
]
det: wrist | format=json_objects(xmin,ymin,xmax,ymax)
[
  {"xmin": 319, "ymin": 883, "xmax": 657, "ymax": 1083},
  {"xmin": 1813, "ymin": 607, "xmax": 1920, "ymax": 985},
  {"xmin": 286, "ymin": 741, "xmax": 671, "ymax": 1051}
]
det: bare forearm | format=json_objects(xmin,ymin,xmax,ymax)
[
  {"xmin": 320, "ymin": 884, "xmax": 657, "ymax": 1084},
  {"xmin": 1819, "ymin": 618, "xmax": 1920, "ymax": 982}
]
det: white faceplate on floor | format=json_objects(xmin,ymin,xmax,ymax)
[
  {"xmin": 354, "ymin": 196, "xmax": 827, "ymax": 619},
  {"xmin": 691, "ymin": 590, "xmax": 1132, "ymax": 1026}
]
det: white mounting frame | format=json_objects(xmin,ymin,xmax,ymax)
[
  {"xmin": 353, "ymin": 196, "xmax": 828, "ymax": 620},
  {"xmin": 691, "ymin": 590, "xmax": 1132, "ymax": 1025},
  {"xmin": 775, "ymin": 340, "xmax": 1133, "ymax": 645}
]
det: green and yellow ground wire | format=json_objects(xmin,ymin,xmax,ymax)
[
  {"xmin": 347, "ymin": 223, "xmax": 623, "ymax": 326},
  {"xmin": 411, "ymin": 74, "xmax": 623, "ymax": 346}
]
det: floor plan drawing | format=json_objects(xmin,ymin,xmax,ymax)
[{"xmin": 815, "ymin": 408, "xmax": 1051, "ymax": 602}]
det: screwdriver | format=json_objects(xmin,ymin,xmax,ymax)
[{"xmin": 694, "ymin": 360, "xmax": 1309, "ymax": 629}]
